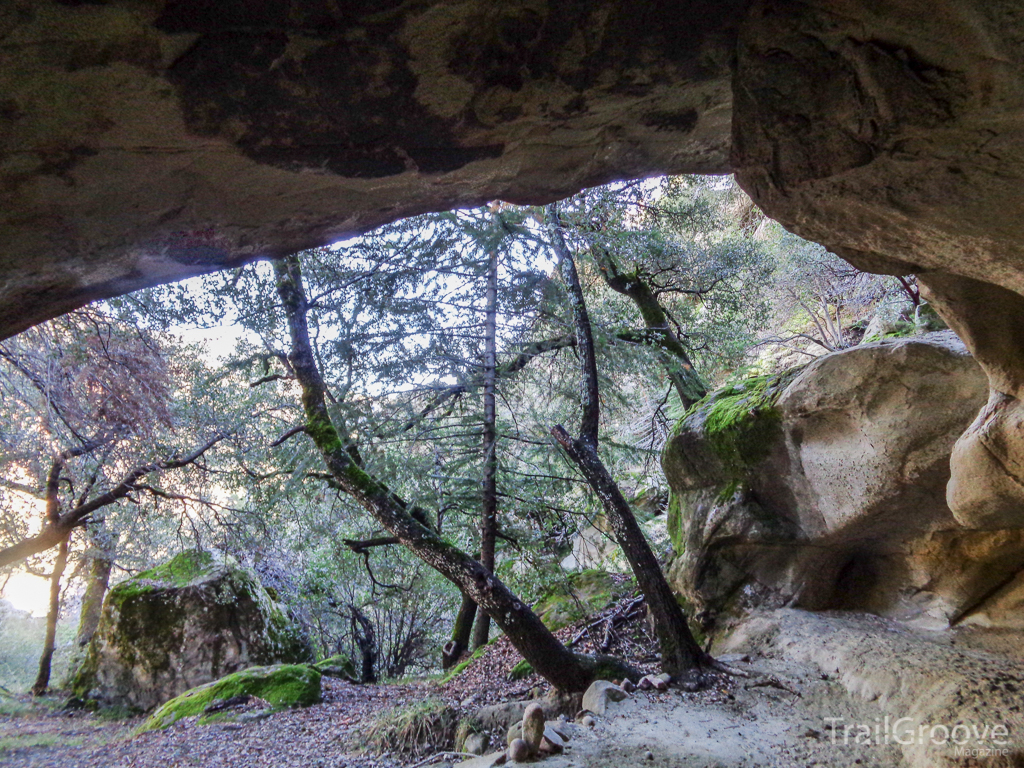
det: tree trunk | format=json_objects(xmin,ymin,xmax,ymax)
[
  {"xmin": 76, "ymin": 552, "xmax": 112, "ymax": 650},
  {"xmin": 273, "ymin": 254, "xmax": 594, "ymax": 693},
  {"xmin": 350, "ymin": 605, "xmax": 378, "ymax": 683},
  {"xmin": 547, "ymin": 203, "xmax": 708, "ymax": 677},
  {"xmin": 32, "ymin": 531, "xmax": 71, "ymax": 696},
  {"xmin": 62, "ymin": 524, "xmax": 116, "ymax": 688},
  {"xmin": 443, "ymin": 590, "xmax": 478, "ymax": 670},
  {"xmin": 551, "ymin": 426, "xmax": 706, "ymax": 673},
  {"xmin": 473, "ymin": 244, "xmax": 499, "ymax": 650},
  {"xmin": 591, "ymin": 245, "xmax": 707, "ymax": 408}
]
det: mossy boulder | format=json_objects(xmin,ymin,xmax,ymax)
[
  {"xmin": 138, "ymin": 663, "xmax": 321, "ymax": 732},
  {"xmin": 70, "ymin": 551, "xmax": 313, "ymax": 711},
  {"xmin": 663, "ymin": 333, "xmax": 1004, "ymax": 637},
  {"xmin": 314, "ymin": 654, "xmax": 357, "ymax": 680}
]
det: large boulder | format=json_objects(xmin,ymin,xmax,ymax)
[
  {"xmin": 71, "ymin": 550, "xmax": 312, "ymax": 710},
  {"xmin": 663, "ymin": 332, "xmax": 1024, "ymax": 631}
]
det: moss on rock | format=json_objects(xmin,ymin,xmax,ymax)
[
  {"xmin": 70, "ymin": 550, "xmax": 313, "ymax": 711},
  {"xmin": 138, "ymin": 664, "xmax": 322, "ymax": 732},
  {"xmin": 314, "ymin": 654, "xmax": 356, "ymax": 680},
  {"xmin": 685, "ymin": 368, "xmax": 802, "ymax": 475}
]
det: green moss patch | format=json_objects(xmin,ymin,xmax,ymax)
[
  {"xmin": 138, "ymin": 664, "xmax": 321, "ymax": 732},
  {"xmin": 314, "ymin": 654, "xmax": 356, "ymax": 680},
  {"xmin": 131, "ymin": 551, "xmax": 215, "ymax": 589},
  {"xmin": 507, "ymin": 659, "xmax": 533, "ymax": 681},
  {"xmin": 534, "ymin": 569, "xmax": 627, "ymax": 631},
  {"xmin": 440, "ymin": 643, "xmax": 490, "ymax": 683},
  {"xmin": 666, "ymin": 494, "xmax": 686, "ymax": 555},
  {"xmin": 684, "ymin": 367, "xmax": 803, "ymax": 475}
]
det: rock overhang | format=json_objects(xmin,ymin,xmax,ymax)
[{"xmin": 0, "ymin": 0, "xmax": 744, "ymax": 339}]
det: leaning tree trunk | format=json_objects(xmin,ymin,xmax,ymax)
[
  {"xmin": 274, "ymin": 254, "xmax": 595, "ymax": 693},
  {"xmin": 473, "ymin": 244, "xmax": 499, "ymax": 650},
  {"xmin": 74, "ymin": 524, "xmax": 116, "ymax": 653},
  {"xmin": 550, "ymin": 427, "xmax": 706, "ymax": 673},
  {"xmin": 547, "ymin": 204, "xmax": 708, "ymax": 676},
  {"xmin": 62, "ymin": 546, "xmax": 113, "ymax": 687},
  {"xmin": 32, "ymin": 531, "xmax": 71, "ymax": 696},
  {"xmin": 443, "ymin": 590, "xmax": 478, "ymax": 670}
]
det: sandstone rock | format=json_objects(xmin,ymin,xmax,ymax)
[
  {"xmin": 70, "ymin": 551, "xmax": 312, "ymax": 710},
  {"xmin": 455, "ymin": 752, "xmax": 507, "ymax": 768},
  {"xmin": 312, "ymin": 655, "xmax": 356, "ymax": 681},
  {"xmin": 724, "ymin": 608, "xmax": 1024, "ymax": 768},
  {"xmin": 638, "ymin": 674, "xmax": 668, "ymax": 692},
  {"xmin": 477, "ymin": 699, "xmax": 560, "ymax": 730},
  {"xmin": 540, "ymin": 725, "xmax": 566, "ymax": 754},
  {"xmin": 581, "ymin": 680, "xmax": 628, "ymax": 716},
  {"xmin": 727, "ymin": 2, "xmax": 1024, "ymax": 544},
  {"xmin": 0, "ymin": 0, "xmax": 740, "ymax": 341},
  {"xmin": 507, "ymin": 738, "xmax": 531, "ymax": 763},
  {"xmin": 663, "ymin": 334, "xmax": 1024, "ymax": 631},
  {"xmin": 521, "ymin": 703, "xmax": 545, "ymax": 753},
  {"xmin": 465, "ymin": 732, "xmax": 490, "ymax": 756},
  {"xmin": 548, "ymin": 721, "xmax": 568, "ymax": 740},
  {"xmin": 506, "ymin": 721, "xmax": 522, "ymax": 747}
]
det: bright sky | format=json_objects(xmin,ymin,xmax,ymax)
[{"xmin": 1, "ymin": 571, "xmax": 50, "ymax": 617}]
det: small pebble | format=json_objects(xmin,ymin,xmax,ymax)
[
  {"xmin": 582, "ymin": 715, "xmax": 596, "ymax": 728},
  {"xmin": 645, "ymin": 750, "xmax": 654, "ymax": 760}
]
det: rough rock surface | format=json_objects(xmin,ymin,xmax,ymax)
[
  {"xmin": 521, "ymin": 702, "xmax": 545, "ymax": 753},
  {"xmin": 71, "ymin": 551, "xmax": 313, "ymax": 710},
  {"xmin": 581, "ymin": 680, "xmax": 628, "ymax": 716},
  {"xmin": 0, "ymin": 0, "xmax": 740, "ymax": 339},
  {"xmin": 729, "ymin": 0, "xmax": 1024, "ymax": 531},
  {"xmin": 721, "ymin": 609, "xmax": 1024, "ymax": 768},
  {"xmin": 663, "ymin": 332, "xmax": 1024, "ymax": 630}
]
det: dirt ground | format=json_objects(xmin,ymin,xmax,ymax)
[
  {"xmin": 0, "ymin": 658, "xmax": 898, "ymax": 768},
  {"xmin": 4, "ymin": 606, "xmax": 1023, "ymax": 768}
]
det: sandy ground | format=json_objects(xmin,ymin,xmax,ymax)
[{"xmin": 458, "ymin": 652, "xmax": 903, "ymax": 768}]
